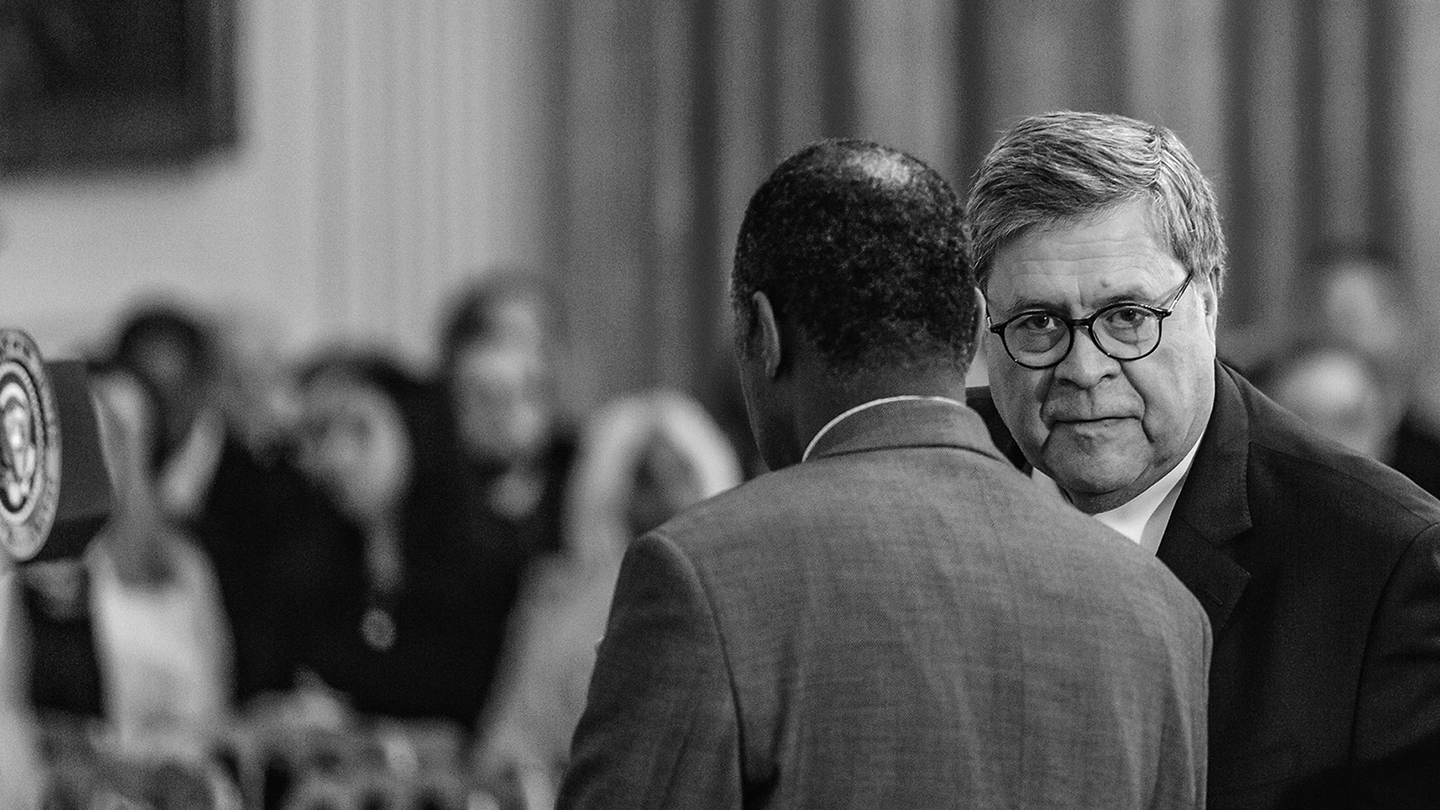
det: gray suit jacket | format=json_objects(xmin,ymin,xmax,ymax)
[{"xmin": 557, "ymin": 398, "xmax": 1211, "ymax": 809}]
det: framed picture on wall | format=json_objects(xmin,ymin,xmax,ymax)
[{"xmin": 0, "ymin": 0, "xmax": 237, "ymax": 175}]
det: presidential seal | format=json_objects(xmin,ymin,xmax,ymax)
[{"xmin": 0, "ymin": 330, "xmax": 60, "ymax": 561}]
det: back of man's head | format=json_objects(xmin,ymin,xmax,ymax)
[
  {"xmin": 732, "ymin": 139, "xmax": 976, "ymax": 379},
  {"xmin": 965, "ymin": 111, "xmax": 1226, "ymax": 299}
]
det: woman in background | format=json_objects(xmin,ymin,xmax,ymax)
[
  {"xmin": 85, "ymin": 364, "xmax": 234, "ymax": 755},
  {"xmin": 475, "ymin": 390, "xmax": 742, "ymax": 809},
  {"xmin": 21, "ymin": 364, "xmax": 232, "ymax": 747},
  {"xmin": 438, "ymin": 272, "xmax": 578, "ymax": 567},
  {"xmin": 270, "ymin": 352, "xmax": 523, "ymax": 730},
  {"xmin": 17, "ymin": 365, "xmax": 237, "ymax": 808}
]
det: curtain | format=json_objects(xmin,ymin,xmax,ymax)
[{"xmin": 544, "ymin": 0, "xmax": 1440, "ymax": 405}]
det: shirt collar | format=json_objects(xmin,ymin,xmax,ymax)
[{"xmin": 801, "ymin": 396, "xmax": 967, "ymax": 463}]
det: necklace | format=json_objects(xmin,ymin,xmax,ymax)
[
  {"xmin": 361, "ymin": 603, "xmax": 397, "ymax": 651},
  {"xmin": 360, "ymin": 525, "xmax": 404, "ymax": 651}
]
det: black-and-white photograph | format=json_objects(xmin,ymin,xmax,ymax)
[{"xmin": 1, "ymin": 2, "xmax": 1438, "ymax": 808}]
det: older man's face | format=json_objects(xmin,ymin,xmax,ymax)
[{"xmin": 983, "ymin": 200, "xmax": 1218, "ymax": 514}]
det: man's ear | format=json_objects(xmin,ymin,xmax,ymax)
[
  {"xmin": 750, "ymin": 291, "xmax": 783, "ymax": 380},
  {"xmin": 971, "ymin": 286, "xmax": 987, "ymax": 344},
  {"xmin": 1197, "ymin": 273, "xmax": 1221, "ymax": 338}
]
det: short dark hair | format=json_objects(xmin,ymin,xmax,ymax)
[
  {"xmin": 731, "ymin": 138, "xmax": 976, "ymax": 377},
  {"xmin": 966, "ymin": 111, "xmax": 1226, "ymax": 298},
  {"xmin": 112, "ymin": 304, "xmax": 216, "ymax": 382}
]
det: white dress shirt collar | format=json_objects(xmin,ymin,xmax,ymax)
[{"xmin": 801, "ymin": 396, "xmax": 967, "ymax": 463}]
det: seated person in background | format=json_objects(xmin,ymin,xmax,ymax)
[
  {"xmin": 475, "ymin": 390, "xmax": 741, "ymax": 809},
  {"xmin": 1251, "ymin": 341, "xmax": 1403, "ymax": 461},
  {"xmin": 22, "ymin": 366, "xmax": 232, "ymax": 738},
  {"xmin": 16, "ymin": 365, "xmax": 235, "ymax": 805},
  {"xmin": 107, "ymin": 302, "xmax": 316, "ymax": 705},
  {"xmin": 20, "ymin": 308, "xmax": 220, "ymax": 724},
  {"xmin": 265, "ymin": 351, "xmax": 514, "ymax": 731},
  {"xmin": 1308, "ymin": 248, "xmax": 1440, "ymax": 498},
  {"xmin": 437, "ymin": 273, "xmax": 577, "ymax": 562},
  {"xmin": 85, "ymin": 365, "xmax": 233, "ymax": 756},
  {"xmin": 1312, "ymin": 246, "xmax": 1413, "ymax": 374},
  {"xmin": 108, "ymin": 304, "xmax": 221, "ymax": 514}
]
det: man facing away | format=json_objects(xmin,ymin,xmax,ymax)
[
  {"xmin": 966, "ymin": 110, "xmax": 1440, "ymax": 809},
  {"xmin": 557, "ymin": 138, "xmax": 1211, "ymax": 809}
]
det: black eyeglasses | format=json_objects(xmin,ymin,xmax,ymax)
[{"xmin": 987, "ymin": 274, "xmax": 1193, "ymax": 370}]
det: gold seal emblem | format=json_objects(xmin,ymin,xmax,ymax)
[{"xmin": 0, "ymin": 330, "xmax": 61, "ymax": 561}]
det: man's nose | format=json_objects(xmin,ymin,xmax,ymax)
[{"xmin": 1052, "ymin": 328, "xmax": 1119, "ymax": 387}]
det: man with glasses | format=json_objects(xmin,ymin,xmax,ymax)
[
  {"xmin": 558, "ymin": 138, "xmax": 1211, "ymax": 809},
  {"xmin": 967, "ymin": 110, "xmax": 1440, "ymax": 808}
]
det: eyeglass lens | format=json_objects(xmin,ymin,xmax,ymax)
[{"xmin": 1004, "ymin": 304, "xmax": 1164, "ymax": 367}]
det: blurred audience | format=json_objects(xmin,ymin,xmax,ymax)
[
  {"xmin": 475, "ymin": 390, "xmax": 741, "ymax": 810},
  {"xmin": 1252, "ymin": 341, "xmax": 1402, "ymax": 460},
  {"xmin": 16, "ymin": 364, "xmax": 238, "ymax": 807},
  {"xmin": 106, "ymin": 302, "xmax": 319, "ymax": 705},
  {"xmin": 1254, "ymin": 248, "xmax": 1440, "ymax": 497},
  {"xmin": 85, "ymin": 365, "xmax": 233, "ymax": 755},
  {"xmin": 438, "ymin": 272, "xmax": 577, "ymax": 557},
  {"xmin": 9, "ymin": 278, "xmax": 789, "ymax": 806},
  {"xmin": 260, "ymin": 351, "xmax": 510, "ymax": 728}
]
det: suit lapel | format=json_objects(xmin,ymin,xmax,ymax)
[
  {"xmin": 965, "ymin": 386, "xmax": 1032, "ymax": 471},
  {"xmin": 1156, "ymin": 363, "xmax": 1253, "ymax": 633}
]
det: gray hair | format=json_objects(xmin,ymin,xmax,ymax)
[{"xmin": 965, "ymin": 111, "xmax": 1226, "ymax": 297}]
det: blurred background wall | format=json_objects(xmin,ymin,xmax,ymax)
[{"xmin": 4, "ymin": 0, "xmax": 1440, "ymax": 410}]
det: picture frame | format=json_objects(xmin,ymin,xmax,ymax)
[{"xmin": 0, "ymin": 0, "xmax": 237, "ymax": 176}]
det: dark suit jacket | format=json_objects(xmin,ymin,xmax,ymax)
[
  {"xmin": 972, "ymin": 363, "xmax": 1440, "ymax": 809},
  {"xmin": 558, "ymin": 398, "xmax": 1211, "ymax": 809}
]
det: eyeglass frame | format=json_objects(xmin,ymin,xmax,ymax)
[{"xmin": 985, "ymin": 273, "xmax": 1194, "ymax": 370}]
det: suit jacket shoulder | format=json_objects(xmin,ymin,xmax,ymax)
[
  {"xmin": 561, "ymin": 398, "xmax": 1210, "ymax": 810},
  {"xmin": 968, "ymin": 366, "xmax": 1440, "ymax": 807},
  {"xmin": 1169, "ymin": 364, "xmax": 1440, "ymax": 808}
]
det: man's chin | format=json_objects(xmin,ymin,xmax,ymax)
[{"xmin": 1038, "ymin": 452, "xmax": 1142, "ymax": 501}]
